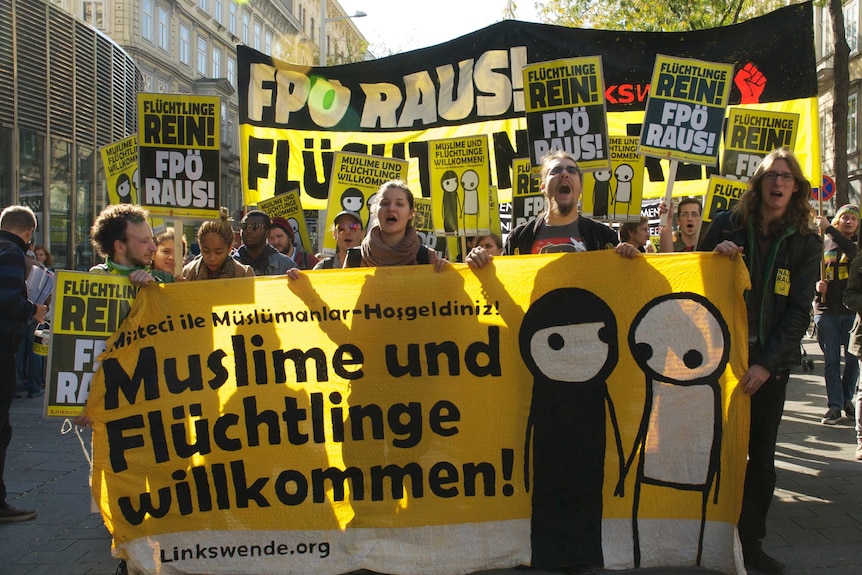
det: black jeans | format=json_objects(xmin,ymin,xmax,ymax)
[
  {"xmin": 737, "ymin": 363, "xmax": 789, "ymax": 550},
  {"xmin": 0, "ymin": 342, "xmax": 21, "ymax": 504}
]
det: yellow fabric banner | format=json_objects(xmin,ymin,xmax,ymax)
[{"xmin": 84, "ymin": 253, "xmax": 751, "ymax": 574}]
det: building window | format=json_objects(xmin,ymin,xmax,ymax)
[
  {"xmin": 227, "ymin": 56, "xmax": 236, "ymax": 87},
  {"xmin": 254, "ymin": 22, "xmax": 262, "ymax": 50},
  {"xmin": 846, "ymin": 0, "xmax": 859, "ymax": 53},
  {"xmin": 229, "ymin": 2, "xmax": 237, "ymax": 34},
  {"xmin": 849, "ymin": 93, "xmax": 858, "ymax": 153},
  {"xmin": 212, "ymin": 47, "xmax": 222, "ymax": 78},
  {"xmin": 198, "ymin": 0, "xmax": 208, "ymax": 12},
  {"xmin": 198, "ymin": 36, "xmax": 208, "ymax": 76},
  {"xmin": 142, "ymin": 0, "xmax": 153, "ymax": 41},
  {"xmin": 221, "ymin": 102, "xmax": 229, "ymax": 145},
  {"xmin": 82, "ymin": 1, "xmax": 104, "ymax": 29},
  {"xmin": 215, "ymin": 0, "xmax": 223, "ymax": 24},
  {"xmin": 266, "ymin": 30, "xmax": 273, "ymax": 55},
  {"xmin": 242, "ymin": 12, "xmax": 250, "ymax": 44},
  {"xmin": 158, "ymin": 79, "xmax": 168, "ymax": 93},
  {"xmin": 158, "ymin": 6, "xmax": 169, "ymax": 51},
  {"xmin": 180, "ymin": 24, "xmax": 190, "ymax": 65}
]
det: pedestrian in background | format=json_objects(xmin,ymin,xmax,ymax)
[
  {"xmin": 270, "ymin": 216, "xmax": 318, "ymax": 269},
  {"xmin": 841, "ymin": 252, "xmax": 862, "ymax": 461},
  {"xmin": 33, "ymin": 245, "xmax": 53, "ymax": 271},
  {"xmin": 0, "ymin": 205, "xmax": 47, "ymax": 523},
  {"xmin": 700, "ymin": 147, "xmax": 821, "ymax": 575},
  {"xmin": 814, "ymin": 204, "xmax": 859, "ymax": 425}
]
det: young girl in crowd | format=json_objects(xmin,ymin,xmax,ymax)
[
  {"xmin": 344, "ymin": 180, "xmax": 446, "ymax": 270},
  {"xmin": 182, "ymin": 208, "xmax": 254, "ymax": 280},
  {"xmin": 153, "ymin": 227, "xmax": 187, "ymax": 277}
]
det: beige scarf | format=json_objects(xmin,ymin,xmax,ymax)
[{"xmin": 359, "ymin": 224, "xmax": 421, "ymax": 267}]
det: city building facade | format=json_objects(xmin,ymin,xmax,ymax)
[
  {"xmin": 2, "ymin": 0, "xmax": 366, "ymax": 270},
  {"xmin": 1, "ymin": 0, "xmax": 142, "ymax": 270},
  {"xmin": 56, "ymin": 0, "xmax": 367, "ymax": 228}
]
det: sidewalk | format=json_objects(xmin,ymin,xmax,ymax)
[{"xmin": 2, "ymin": 338, "xmax": 861, "ymax": 575}]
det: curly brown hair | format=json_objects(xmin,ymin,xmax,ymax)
[{"xmin": 90, "ymin": 204, "xmax": 150, "ymax": 259}]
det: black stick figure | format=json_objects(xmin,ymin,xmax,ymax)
[{"xmin": 519, "ymin": 288, "xmax": 624, "ymax": 570}]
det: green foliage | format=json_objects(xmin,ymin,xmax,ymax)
[{"xmin": 534, "ymin": 0, "xmax": 793, "ymax": 31}]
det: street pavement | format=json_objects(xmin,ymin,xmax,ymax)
[{"xmin": 1, "ymin": 338, "xmax": 860, "ymax": 575}]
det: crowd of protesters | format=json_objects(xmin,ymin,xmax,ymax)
[{"xmin": 2, "ymin": 147, "xmax": 860, "ymax": 575}]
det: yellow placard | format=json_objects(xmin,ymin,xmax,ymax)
[
  {"xmin": 522, "ymin": 56, "xmax": 610, "ymax": 171},
  {"xmin": 722, "ymin": 107, "xmax": 800, "ymax": 180},
  {"xmin": 100, "ymin": 134, "xmax": 139, "ymax": 205},
  {"xmin": 583, "ymin": 136, "xmax": 645, "ymax": 222},
  {"xmin": 639, "ymin": 55, "xmax": 735, "ymax": 165},
  {"xmin": 428, "ymin": 135, "xmax": 491, "ymax": 237},
  {"xmin": 137, "ymin": 93, "xmax": 221, "ymax": 219},
  {"xmin": 257, "ymin": 189, "xmax": 314, "ymax": 254},
  {"xmin": 703, "ymin": 175, "xmax": 749, "ymax": 223}
]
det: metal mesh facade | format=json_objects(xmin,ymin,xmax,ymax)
[{"xmin": 0, "ymin": 0, "xmax": 141, "ymax": 270}]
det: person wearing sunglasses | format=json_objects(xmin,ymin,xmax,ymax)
[
  {"xmin": 233, "ymin": 210, "xmax": 297, "ymax": 276},
  {"xmin": 700, "ymin": 147, "xmax": 821, "ymax": 575},
  {"xmin": 466, "ymin": 149, "xmax": 640, "ymax": 268},
  {"xmin": 313, "ymin": 210, "xmax": 364, "ymax": 270}
]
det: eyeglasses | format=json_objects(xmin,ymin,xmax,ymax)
[
  {"xmin": 336, "ymin": 223, "xmax": 361, "ymax": 232},
  {"xmin": 762, "ymin": 171, "xmax": 795, "ymax": 182},
  {"xmin": 679, "ymin": 211, "xmax": 700, "ymax": 219},
  {"xmin": 241, "ymin": 222, "xmax": 266, "ymax": 231},
  {"xmin": 549, "ymin": 165, "xmax": 580, "ymax": 176}
]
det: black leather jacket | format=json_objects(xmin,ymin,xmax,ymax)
[{"xmin": 700, "ymin": 210, "xmax": 821, "ymax": 374}]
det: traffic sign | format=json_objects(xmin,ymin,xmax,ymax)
[{"xmin": 815, "ymin": 174, "xmax": 836, "ymax": 201}]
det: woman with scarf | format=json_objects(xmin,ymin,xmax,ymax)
[{"xmin": 343, "ymin": 181, "xmax": 447, "ymax": 270}]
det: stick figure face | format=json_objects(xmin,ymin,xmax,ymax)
[
  {"xmin": 594, "ymin": 169, "xmax": 612, "ymax": 182},
  {"xmin": 529, "ymin": 322, "xmax": 613, "ymax": 382},
  {"xmin": 520, "ymin": 288, "xmax": 618, "ymax": 384},
  {"xmin": 287, "ymin": 218, "xmax": 300, "ymax": 237},
  {"xmin": 441, "ymin": 170, "xmax": 458, "ymax": 193},
  {"xmin": 341, "ymin": 188, "xmax": 364, "ymax": 212},
  {"xmin": 614, "ymin": 164, "xmax": 634, "ymax": 183},
  {"xmin": 461, "ymin": 169, "xmax": 479, "ymax": 192},
  {"xmin": 629, "ymin": 293, "xmax": 730, "ymax": 385},
  {"xmin": 117, "ymin": 174, "xmax": 131, "ymax": 199}
]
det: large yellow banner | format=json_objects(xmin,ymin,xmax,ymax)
[{"xmin": 84, "ymin": 253, "xmax": 751, "ymax": 574}]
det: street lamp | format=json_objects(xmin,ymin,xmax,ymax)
[{"xmin": 319, "ymin": 2, "xmax": 366, "ymax": 66}]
